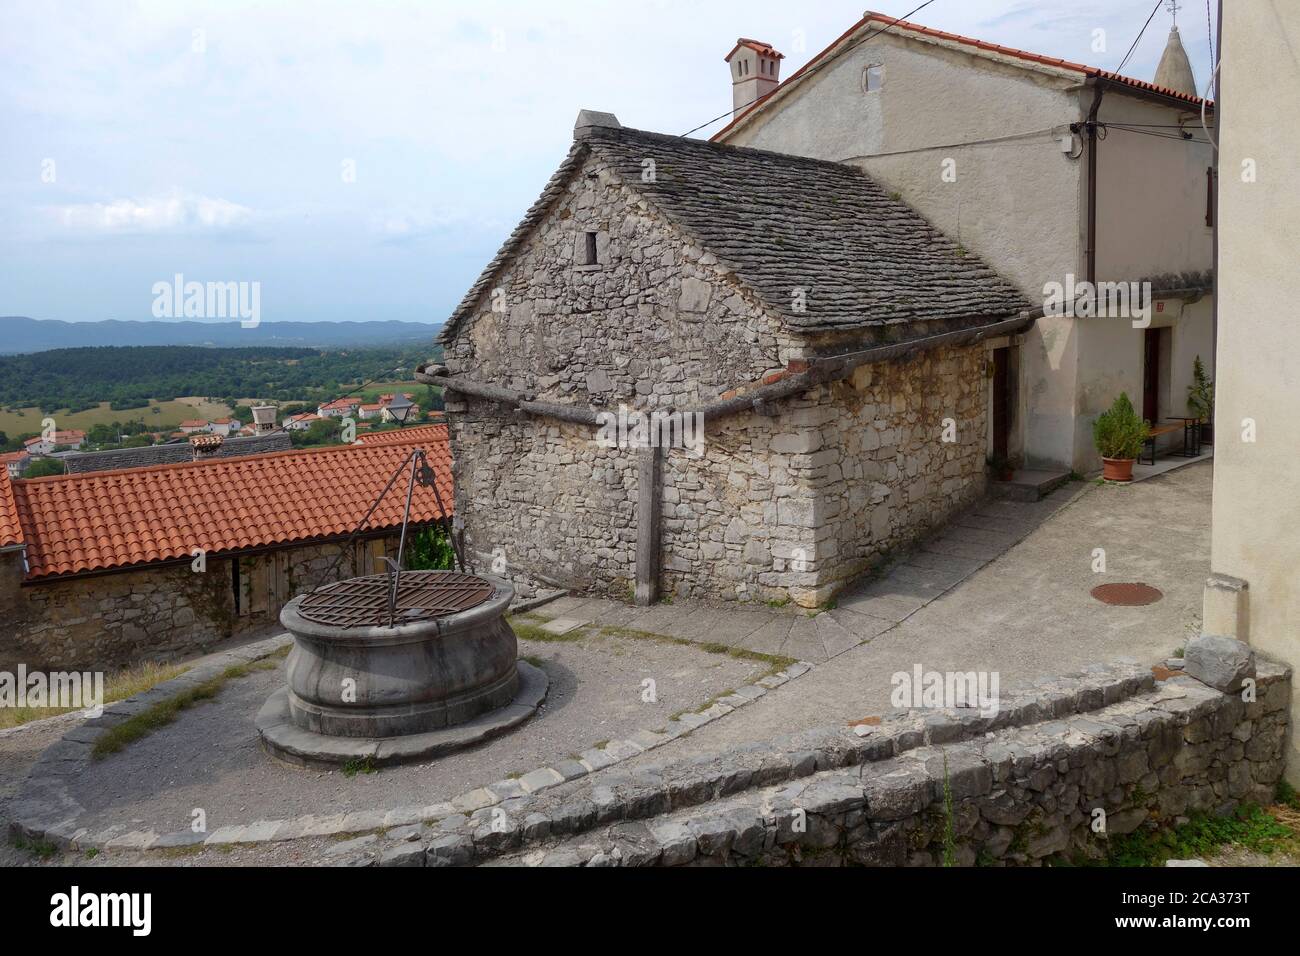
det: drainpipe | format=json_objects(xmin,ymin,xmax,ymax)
[{"xmin": 1084, "ymin": 80, "xmax": 1106, "ymax": 284}]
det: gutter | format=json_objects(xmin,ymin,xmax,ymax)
[
  {"xmin": 1082, "ymin": 79, "xmax": 1107, "ymax": 284},
  {"xmin": 417, "ymin": 310, "xmax": 1043, "ymax": 427}
]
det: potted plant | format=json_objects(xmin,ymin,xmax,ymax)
[
  {"xmin": 1187, "ymin": 355, "xmax": 1214, "ymax": 444},
  {"xmin": 1093, "ymin": 392, "xmax": 1146, "ymax": 482}
]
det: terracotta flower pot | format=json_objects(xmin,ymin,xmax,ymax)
[{"xmin": 1102, "ymin": 457, "xmax": 1135, "ymax": 482}]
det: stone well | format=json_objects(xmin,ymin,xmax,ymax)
[{"xmin": 256, "ymin": 571, "xmax": 548, "ymax": 768}]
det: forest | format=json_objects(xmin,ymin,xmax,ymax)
[{"xmin": 0, "ymin": 345, "xmax": 439, "ymax": 414}]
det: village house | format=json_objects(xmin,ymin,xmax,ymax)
[
  {"xmin": 0, "ymin": 425, "xmax": 452, "ymax": 670},
  {"xmin": 24, "ymin": 431, "xmax": 86, "ymax": 456},
  {"xmin": 423, "ymin": 110, "xmax": 1028, "ymax": 608},
  {"xmin": 282, "ymin": 412, "xmax": 323, "ymax": 431},
  {"xmin": 317, "ymin": 398, "xmax": 361, "ymax": 419},
  {"xmin": 1, "ymin": 451, "xmax": 30, "ymax": 479},
  {"xmin": 178, "ymin": 419, "xmax": 210, "ymax": 435},
  {"xmin": 713, "ymin": 12, "xmax": 1216, "ymax": 473}
]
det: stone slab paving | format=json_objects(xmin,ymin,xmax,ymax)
[
  {"xmin": 531, "ymin": 481, "xmax": 1090, "ymax": 665},
  {"xmin": 9, "ymin": 626, "xmax": 814, "ymax": 856},
  {"xmin": 607, "ymin": 462, "xmax": 1215, "ymax": 772}
]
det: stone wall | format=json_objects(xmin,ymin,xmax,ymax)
[
  {"xmin": 443, "ymin": 149, "xmax": 991, "ymax": 607},
  {"xmin": 661, "ymin": 343, "xmax": 988, "ymax": 606},
  {"xmin": 453, "ymin": 341, "xmax": 988, "ymax": 608},
  {"xmin": 372, "ymin": 660, "xmax": 1290, "ymax": 868},
  {"xmin": 443, "ymin": 152, "xmax": 798, "ymax": 408},
  {"xmin": 0, "ymin": 536, "xmax": 399, "ymax": 671}
]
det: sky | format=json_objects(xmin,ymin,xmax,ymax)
[{"xmin": 0, "ymin": 0, "xmax": 1218, "ymax": 325}]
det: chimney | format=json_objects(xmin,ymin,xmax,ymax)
[
  {"xmin": 190, "ymin": 433, "xmax": 224, "ymax": 461},
  {"xmin": 574, "ymin": 109, "xmax": 621, "ymax": 140},
  {"xmin": 725, "ymin": 38, "xmax": 784, "ymax": 115},
  {"xmin": 251, "ymin": 405, "xmax": 277, "ymax": 435},
  {"xmin": 1153, "ymin": 25, "xmax": 1198, "ymax": 98}
]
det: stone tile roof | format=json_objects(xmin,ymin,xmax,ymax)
[
  {"xmin": 63, "ymin": 433, "xmax": 294, "ymax": 475},
  {"xmin": 442, "ymin": 124, "xmax": 1028, "ymax": 340},
  {"xmin": 8, "ymin": 432, "xmax": 453, "ymax": 581}
]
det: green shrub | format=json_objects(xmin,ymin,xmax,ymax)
[
  {"xmin": 1093, "ymin": 392, "xmax": 1147, "ymax": 460},
  {"xmin": 1187, "ymin": 355, "xmax": 1214, "ymax": 423}
]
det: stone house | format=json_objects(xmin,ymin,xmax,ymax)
[
  {"xmin": 423, "ymin": 113, "xmax": 1028, "ymax": 608},
  {"xmin": 714, "ymin": 12, "xmax": 1217, "ymax": 472},
  {"xmin": 0, "ymin": 425, "xmax": 452, "ymax": 670}
]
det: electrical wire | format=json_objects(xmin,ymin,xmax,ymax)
[
  {"xmin": 1117, "ymin": 0, "xmax": 1165, "ymax": 74},
  {"xmin": 833, "ymin": 125, "xmax": 1066, "ymax": 164},
  {"xmin": 679, "ymin": 0, "xmax": 940, "ymax": 138}
]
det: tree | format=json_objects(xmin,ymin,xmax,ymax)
[
  {"xmin": 25, "ymin": 458, "xmax": 66, "ymax": 478},
  {"xmin": 290, "ymin": 418, "xmax": 343, "ymax": 448}
]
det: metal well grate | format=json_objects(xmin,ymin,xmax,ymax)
[{"xmin": 297, "ymin": 571, "xmax": 495, "ymax": 628}]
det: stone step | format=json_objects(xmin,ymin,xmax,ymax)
[{"xmin": 989, "ymin": 468, "xmax": 1072, "ymax": 502}]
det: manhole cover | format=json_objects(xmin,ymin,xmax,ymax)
[
  {"xmin": 298, "ymin": 571, "xmax": 495, "ymax": 628},
  {"xmin": 1090, "ymin": 582, "xmax": 1164, "ymax": 606}
]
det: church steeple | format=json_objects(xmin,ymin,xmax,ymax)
[{"xmin": 1153, "ymin": 2, "xmax": 1198, "ymax": 97}]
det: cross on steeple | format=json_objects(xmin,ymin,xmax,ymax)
[{"xmin": 1165, "ymin": 0, "xmax": 1181, "ymax": 26}]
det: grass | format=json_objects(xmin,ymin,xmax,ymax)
[
  {"xmin": 90, "ymin": 649, "xmax": 287, "ymax": 759},
  {"xmin": 0, "ymin": 660, "xmax": 190, "ymax": 731},
  {"xmin": 508, "ymin": 613, "xmax": 798, "ymax": 680},
  {"xmin": 342, "ymin": 756, "xmax": 378, "ymax": 778},
  {"xmin": 0, "ymin": 398, "xmax": 232, "ymax": 438},
  {"xmin": 13, "ymin": 836, "xmax": 59, "ymax": 860},
  {"xmin": 1099, "ymin": 803, "xmax": 1300, "ymax": 867}
]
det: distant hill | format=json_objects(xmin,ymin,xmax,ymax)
[{"xmin": 0, "ymin": 316, "xmax": 442, "ymax": 354}]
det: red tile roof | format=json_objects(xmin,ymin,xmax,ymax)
[
  {"xmin": 726, "ymin": 38, "xmax": 785, "ymax": 61},
  {"xmin": 8, "ymin": 432, "xmax": 453, "ymax": 580},
  {"xmin": 713, "ymin": 11, "xmax": 1209, "ymax": 141},
  {"xmin": 0, "ymin": 471, "xmax": 22, "ymax": 549},
  {"xmin": 357, "ymin": 423, "xmax": 447, "ymax": 446}
]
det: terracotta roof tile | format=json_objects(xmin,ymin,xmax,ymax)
[
  {"xmin": 10, "ymin": 432, "xmax": 453, "ymax": 580},
  {"xmin": 357, "ymin": 424, "xmax": 448, "ymax": 446},
  {"xmin": 713, "ymin": 11, "xmax": 1209, "ymax": 141},
  {"xmin": 0, "ymin": 471, "xmax": 23, "ymax": 548}
]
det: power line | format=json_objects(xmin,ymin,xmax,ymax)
[
  {"xmin": 1117, "ymin": 0, "xmax": 1165, "ymax": 74},
  {"xmin": 679, "ymin": 0, "xmax": 940, "ymax": 138}
]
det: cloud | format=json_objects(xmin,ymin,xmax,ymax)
[{"xmin": 54, "ymin": 190, "xmax": 256, "ymax": 236}]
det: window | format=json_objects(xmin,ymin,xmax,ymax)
[
  {"xmin": 863, "ymin": 64, "xmax": 883, "ymax": 93},
  {"xmin": 584, "ymin": 231, "xmax": 598, "ymax": 266}
]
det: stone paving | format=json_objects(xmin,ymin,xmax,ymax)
[{"xmin": 531, "ymin": 480, "xmax": 1088, "ymax": 664}]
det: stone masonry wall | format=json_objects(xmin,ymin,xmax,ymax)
[
  {"xmin": 383, "ymin": 661, "xmax": 1290, "ymax": 868},
  {"xmin": 0, "ymin": 537, "xmax": 399, "ymax": 671},
  {"xmin": 443, "ymin": 149, "xmax": 990, "ymax": 607},
  {"xmin": 661, "ymin": 343, "xmax": 988, "ymax": 607},
  {"xmin": 443, "ymin": 152, "xmax": 799, "ymax": 407}
]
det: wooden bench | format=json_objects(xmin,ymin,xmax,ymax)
[{"xmin": 1141, "ymin": 424, "xmax": 1182, "ymax": 465}]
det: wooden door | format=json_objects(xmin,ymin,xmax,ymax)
[
  {"xmin": 1142, "ymin": 328, "xmax": 1162, "ymax": 423},
  {"xmin": 992, "ymin": 347, "xmax": 1010, "ymax": 461}
]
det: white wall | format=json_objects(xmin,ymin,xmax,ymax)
[{"xmin": 1211, "ymin": 0, "xmax": 1300, "ymax": 783}]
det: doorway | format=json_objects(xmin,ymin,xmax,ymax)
[
  {"xmin": 992, "ymin": 347, "xmax": 1010, "ymax": 461},
  {"xmin": 1142, "ymin": 328, "xmax": 1166, "ymax": 423}
]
